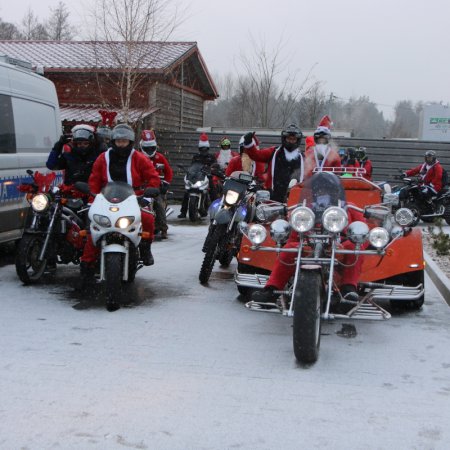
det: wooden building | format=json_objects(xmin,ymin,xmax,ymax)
[{"xmin": 0, "ymin": 40, "xmax": 218, "ymax": 131}]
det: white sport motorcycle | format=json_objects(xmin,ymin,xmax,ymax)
[{"xmin": 76, "ymin": 181, "xmax": 158, "ymax": 310}]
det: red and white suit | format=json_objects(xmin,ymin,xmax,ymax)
[
  {"xmin": 406, "ymin": 161, "xmax": 443, "ymax": 193},
  {"xmin": 150, "ymin": 151, "xmax": 174, "ymax": 184},
  {"xmin": 225, "ymin": 155, "xmax": 266, "ymax": 183},
  {"xmin": 81, "ymin": 149, "xmax": 160, "ymax": 264}
]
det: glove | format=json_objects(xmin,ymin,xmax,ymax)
[
  {"xmin": 243, "ymin": 132, "xmax": 255, "ymax": 146},
  {"xmin": 53, "ymin": 135, "xmax": 70, "ymax": 154},
  {"xmin": 399, "ymin": 172, "xmax": 406, "ymax": 179}
]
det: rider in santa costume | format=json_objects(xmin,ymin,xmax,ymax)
[{"xmin": 80, "ymin": 124, "xmax": 160, "ymax": 274}]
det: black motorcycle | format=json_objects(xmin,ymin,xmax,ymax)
[
  {"xmin": 392, "ymin": 174, "xmax": 450, "ymax": 226},
  {"xmin": 178, "ymin": 162, "xmax": 211, "ymax": 222},
  {"xmin": 199, "ymin": 171, "xmax": 266, "ymax": 284},
  {"xmin": 15, "ymin": 170, "xmax": 87, "ymax": 284}
]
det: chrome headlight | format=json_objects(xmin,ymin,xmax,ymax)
[
  {"xmin": 369, "ymin": 227, "xmax": 390, "ymax": 248},
  {"xmin": 31, "ymin": 194, "xmax": 49, "ymax": 212},
  {"xmin": 394, "ymin": 208, "xmax": 414, "ymax": 227},
  {"xmin": 270, "ymin": 219, "xmax": 291, "ymax": 244},
  {"xmin": 390, "ymin": 225, "xmax": 404, "ymax": 239},
  {"xmin": 116, "ymin": 216, "xmax": 135, "ymax": 229},
  {"xmin": 322, "ymin": 207, "xmax": 348, "ymax": 233},
  {"xmin": 347, "ymin": 221, "xmax": 369, "ymax": 244},
  {"xmin": 194, "ymin": 180, "xmax": 203, "ymax": 188},
  {"xmin": 225, "ymin": 190, "xmax": 239, "ymax": 205},
  {"xmin": 290, "ymin": 207, "xmax": 315, "ymax": 233},
  {"xmin": 248, "ymin": 224, "xmax": 267, "ymax": 245},
  {"xmin": 93, "ymin": 214, "xmax": 112, "ymax": 227}
]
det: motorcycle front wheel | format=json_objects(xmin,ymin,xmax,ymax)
[
  {"xmin": 293, "ymin": 271, "xmax": 323, "ymax": 364},
  {"xmin": 199, "ymin": 225, "xmax": 224, "ymax": 284},
  {"xmin": 188, "ymin": 197, "xmax": 200, "ymax": 222},
  {"xmin": 15, "ymin": 234, "xmax": 48, "ymax": 284},
  {"xmin": 104, "ymin": 252, "xmax": 123, "ymax": 311}
]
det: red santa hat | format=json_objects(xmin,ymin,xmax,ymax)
[
  {"xmin": 140, "ymin": 129, "xmax": 157, "ymax": 148},
  {"xmin": 198, "ymin": 132, "xmax": 210, "ymax": 148},
  {"xmin": 318, "ymin": 115, "xmax": 332, "ymax": 129}
]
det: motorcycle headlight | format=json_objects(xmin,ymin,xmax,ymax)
[
  {"xmin": 322, "ymin": 207, "xmax": 348, "ymax": 233},
  {"xmin": 347, "ymin": 221, "xmax": 369, "ymax": 244},
  {"xmin": 31, "ymin": 194, "xmax": 49, "ymax": 212},
  {"xmin": 369, "ymin": 227, "xmax": 390, "ymax": 248},
  {"xmin": 290, "ymin": 206, "xmax": 315, "ymax": 233},
  {"xmin": 93, "ymin": 214, "xmax": 112, "ymax": 227},
  {"xmin": 225, "ymin": 190, "xmax": 239, "ymax": 205},
  {"xmin": 194, "ymin": 180, "xmax": 203, "ymax": 188},
  {"xmin": 116, "ymin": 216, "xmax": 135, "ymax": 229},
  {"xmin": 394, "ymin": 208, "xmax": 414, "ymax": 227},
  {"xmin": 270, "ymin": 219, "xmax": 291, "ymax": 244},
  {"xmin": 248, "ymin": 224, "xmax": 267, "ymax": 245}
]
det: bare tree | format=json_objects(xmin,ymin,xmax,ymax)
[
  {"xmin": 236, "ymin": 34, "xmax": 313, "ymax": 128},
  {"xmin": 20, "ymin": 8, "xmax": 49, "ymax": 40},
  {"xmin": 0, "ymin": 18, "xmax": 23, "ymax": 39},
  {"xmin": 89, "ymin": 0, "xmax": 185, "ymax": 123},
  {"xmin": 46, "ymin": 2, "xmax": 75, "ymax": 40}
]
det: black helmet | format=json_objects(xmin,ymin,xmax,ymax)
[
  {"xmin": 424, "ymin": 150, "xmax": 437, "ymax": 164},
  {"xmin": 281, "ymin": 124, "xmax": 303, "ymax": 151},
  {"xmin": 355, "ymin": 147, "xmax": 367, "ymax": 161}
]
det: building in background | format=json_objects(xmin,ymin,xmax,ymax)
[
  {"xmin": 419, "ymin": 104, "xmax": 450, "ymax": 141},
  {"xmin": 0, "ymin": 40, "xmax": 218, "ymax": 132}
]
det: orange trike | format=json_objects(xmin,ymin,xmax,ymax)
[{"xmin": 235, "ymin": 169, "xmax": 424, "ymax": 363}]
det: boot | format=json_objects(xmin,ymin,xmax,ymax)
[
  {"xmin": 160, "ymin": 228, "xmax": 168, "ymax": 239},
  {"xmin": 140, "ymin": 241, "xmax": 154, "ymax": 266},
  {"xmin": 340, "ymin": 284, "xmax": 359, "ymax": 302},
  {"xmin": 177, "ymin": 213, "xmax": 186, "ymax": 219},
  {"xmin": 251, "ymin": 286, "xmax": 279, "ymax": 303}
]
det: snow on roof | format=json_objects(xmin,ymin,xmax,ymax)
[
  {"xmin": 60, "ymin": 104, "xmax": 159, "ymax": 123},
  {"xmin": 0, "ymin": 40, "xmax": 197, "ymax": 71}
]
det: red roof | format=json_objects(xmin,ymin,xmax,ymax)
[{"xmin": 0, "ymin": 40, "xmax": 197, "ymax": 71}]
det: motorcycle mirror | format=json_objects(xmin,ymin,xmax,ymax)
[
  {"xmin": 26, "ymin": 169, "xmax": 34, "ymax": 176},
  {"xmin": 73, "ymin": 181, "xmax": 91, "ymax": 195},
  {"xmin": 143, "ymin": 187, "xmax": 160, "ymax": 198}
]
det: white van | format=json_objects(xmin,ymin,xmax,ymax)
[{"xmin": 0, "ymin": 55, "xmax": 61, "ymax": 243}]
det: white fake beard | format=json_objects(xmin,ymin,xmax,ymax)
[
  {"xmin": 284, "ymin": 148, "xmax": 300, "ymax": 161},
  {"xmin": 217, "ymin": 149, "xmax": 232, "ymax": 168},
  {"xmin": 315, "ymin": 144, "xmax": 328, "ymax": 159}
]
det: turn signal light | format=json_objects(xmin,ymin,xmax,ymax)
[
  {"xmin": 242, "ymin": 245, "xmax": 250, "ymax": 253},
  {"xmin": 79, "ymin": 230, "xmax": 88, "ymax": 238},
  {"xmin": 140, "ymin": 231, "xmax": 151, "ymax": 240}
]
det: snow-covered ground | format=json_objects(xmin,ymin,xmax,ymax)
[{"xmin": 1, "ymin": 210, "xmax": 450, "ymax": 449}]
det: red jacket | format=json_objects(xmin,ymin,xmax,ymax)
[
  {"xmin": 150, "ymin": 151, "xmax": 173, "ymax": 183},
  {"xmin": 359, "ymin": 159, "xmax": 373, "ymax": 181},
  {"xmin": 225, "ymin": 155, "xmax": 266, "ymax": 182},
  {"xmin": 89, "ymin": 149, "xmax": 160, "ymax": 194},
  {"xmin": 406, "ymin": 161, "xmax": 443, "ymax": 192}
]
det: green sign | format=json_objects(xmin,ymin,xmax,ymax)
[{"xmin": 430, "ymin": 117, "xmax": 450, "ymax": 124}]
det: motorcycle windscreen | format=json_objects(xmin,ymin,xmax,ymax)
[
  {"xmin": 299, "ymin": 172, "xmax": 346, "ymax": 219},
  {"xmin": 186, "ymin": 162, "xmax": 206, "ymax": 183},
  {"xmin": 102, "ymin": 182, "xmax": 135, "ymax": 203}
]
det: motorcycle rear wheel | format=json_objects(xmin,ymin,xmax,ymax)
[
  {"xmin": 199, "ymin": 225, "xmax": 224, "ymax": 284},
  {"xmin": 15, "ymin": 234, "xmax": 48, "ymax": 284},
  {"xmin": 104, "ymin": 252, "xmax": 123, "ymax": 311},
  {"xmin": 293, "ymin": 271, "xmax": 323, "ymax": 364}
]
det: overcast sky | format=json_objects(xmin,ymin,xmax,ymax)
[{"xmin": 1, "ymin": 0, "xmax": 449, "ymax": 120}]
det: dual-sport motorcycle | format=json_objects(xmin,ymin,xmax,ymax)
[
  {"xmin": 199, "ymin": 171, "xmax": 268, "ymax": 284},
  {"xmin": 15, "ymin": 170, "xmax": 87, "ymax": 284},
  {"xmin": 385, "ymin": 173, "xmax": 450, "ymax": 226},
  {"xmin": 239, "ymin": 171, "xmax": 423, "ymax": 364},
  {"xmin": 75, "ymin": 181, "xmax": 159, "ymax": 311}
]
